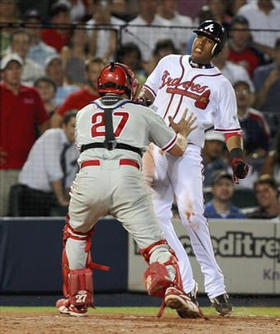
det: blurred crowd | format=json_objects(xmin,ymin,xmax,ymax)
[{"xmin": 1, "ymin": 0, "xmax": 280, "ymax": 219}]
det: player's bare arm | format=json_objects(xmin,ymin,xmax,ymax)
[{"xmin": 168, "ymin": 109, "xmax": 197, "ymax": 156}]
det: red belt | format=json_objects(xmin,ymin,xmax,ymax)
[{"xmin": 81, "ymin": 159, "xmax": 140, "ymax": 170}]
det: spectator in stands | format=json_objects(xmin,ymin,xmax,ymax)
[
  {"xmin": 61, "ymin": 23, "xmax": 90, "ymax": 86},
  {"xmin": 116, "ymin": 42, "xmax": 147, "ymax": 86},
  {"xmin": 212, "ymin": 42, "xmax": 254, "ymax": 91},
  {"xmin": 204, "ymin": 170, "xmax": 245, "ymax": 219},
  {"xmin": 234, "ymin": 80, "xmax": 270, "ymax": 158},
  {"xmin": 111, "ymin": 0, "xmax": 136, "ymax": 22},
  {"xmin": 25, "ymin": 9, "xmax": 57, "ymax": 68},
  {"xmin": 262, "ymin": 129, "xmax": 280, "ymax": 185},
  {"xmin": 0, "ymin": 0, "xmax": 19, "ymax": 56},
  {"xmin": 197, "ymin": 0, "xmax": 232, "ymax": 31},
  {"xmin": 247, "ymin": 174, "xmax": 280, "ymax": 219},
  {"xmin": 144, "ymin": 39, "xmax": 178, "ymax": 75},
  {"xmin": 51, "ymin": 57, "xmax": 104, "ymax": 127},
  {"xmin": 0, "ymin": 54, "xmax": 49, "ymax": 216},
  {"xmin": 237, "ymin": 0, "xmax": 280, "ymax": 58},
  {"xmin": 157, "ymin": 0, "xmax": 193, "ymax": 53},
  {"xmin": 122, "ymin": 0, "xmax": 172, "ymax": 62},
  {"xmin": 41, "ymin": 2, "xmax": 71, "ymax": 53},
  {"xmin": 229, "ymin": 0, "xmax": 247, "ymax": 16},
  {"xmin": 34, "ymin": 77, "xmax": 57, "ymax": 117},
  {"xmin": 9, "ymin": 29, "xmax": 45, "ymax": 85},
  {"xmin": 228, "ymin": 15, "xmax": 266, "ymax": 78},
  {"xmin": 253, "ymin": 38, "xmax": 280, "ymax": 114},
  {"xmin": 202, "ymin": 130, "xmax": 230, "ymax": 187},
  {"xmin": 45, "ymin": 54, "xmax": 79, "ymax": 107},
  {"xmin": 86, "ymin": 0, "xmax": 125, "ymax": 61},
  {"xmin": 17, "ymin": 111, "xmax": 79, "ymax": 216},
  {"xmin": 65, "ymin": 0, "xmax": 92, "ymax": 23}
]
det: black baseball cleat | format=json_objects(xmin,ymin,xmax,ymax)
[{"xmin": 210, "ymin": 293, "xmax": 232, "ymax": 316}]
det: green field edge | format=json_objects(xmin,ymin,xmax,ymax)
[{"xmin": 0, "ymin": 306, "xmax": 279, "ymax": 317}]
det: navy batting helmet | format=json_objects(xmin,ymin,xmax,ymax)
[{"xmin": 193, "ymin": 20, "xmax": 227, "ymax": 56}]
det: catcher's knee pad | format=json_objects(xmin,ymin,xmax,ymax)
[{"xmin": 68, "ymin": 268, "xmax": 94, "ymax": 307}]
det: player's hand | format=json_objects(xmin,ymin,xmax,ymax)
[
  {"xmin": 232, "ymin": 158, "xmax": 249, "ymax": 184},
  {"xmin": 168, "ymin": 109, "xmax": 197, "ymax": 138}
]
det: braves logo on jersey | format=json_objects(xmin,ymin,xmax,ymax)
[{"xmin": 159, "ymin": 70, "xmax": 211, "ymax": 110}]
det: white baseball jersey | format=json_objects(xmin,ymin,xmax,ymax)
[
  {"xmin": 144, "ymin": 54, "xmax": 241, "ymax": 148},
  {"xmin": 75, "ymin": 97, "xmax": 177, "ymax": 164}
]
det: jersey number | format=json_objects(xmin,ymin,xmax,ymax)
[{"xmin": 91, "ymin": 111, "xmax": 129, "ymax": 137}]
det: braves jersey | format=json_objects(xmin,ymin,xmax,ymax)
[
  {"xmin": 144, "ymin": 55, "xmax": 241, "ymax": 148},
  {"xmin": 75, "ymin": 97, "xmax": 177, "ymax": 163}
]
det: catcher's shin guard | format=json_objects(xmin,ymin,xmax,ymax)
[
  {"xmin": 143, "ymin": 262, "xmax": 173, "ymax": 297},
  {"xmin": 140, "ymin": 239, "xmax": 202, "ymax": 318},
  {"xmin": 68, "ymin": 268, "xmax": 94, "ymax": 308},
  {"xmin": 140, "ymin": 240, "xmax": 183, "ymax": 298},
  {"xmin": 61, "ymin": 219, "xmax": 109, "ymax": 308}
]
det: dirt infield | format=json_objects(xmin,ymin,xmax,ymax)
[{"xmin": 1, "ymin": 311, "xmax": 280, "ymax": 334}]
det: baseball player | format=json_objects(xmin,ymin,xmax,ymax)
[
  {"xmin": 138, "ymin": 20, "xmax": 249, "ymax": 316},
  {"xmin": 56, "ymin": 62, "xmax": 202, "ymax": 318}
]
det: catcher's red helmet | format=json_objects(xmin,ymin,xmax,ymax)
[{"xmin": 97, "ymin": 62, "xmax": 139, "ymax": 99}]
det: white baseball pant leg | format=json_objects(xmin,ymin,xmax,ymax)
[
  {"xmin": 152, "ymin": 145, "xmax": 227, "ymax": 298},
  {"xmin": 149, "ymin": 148, "xmax": 196, "ymax": 294}
]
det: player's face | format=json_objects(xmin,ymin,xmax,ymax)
[
  {"xmin": 212, "ymin": 178, "xmax": 234, "ymax": 202},
  {"xmin": 63, "ymin": 116, "xmax": 76, "ymax": 143},
  {"xmin": 2, "ymin": 61, "xmax": 22, "ymax": 86},
  {"xmin": 191, "ymin": 35, "xmax": 215, "ymax": 63},
  {"xmin": 255, "ymin": 184, "xmax": 278, "ymax": 209}
]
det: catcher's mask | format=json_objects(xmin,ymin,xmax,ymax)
[{"xmin": 97, "ymin": 62, "xmax": 139, "ymax": 100}]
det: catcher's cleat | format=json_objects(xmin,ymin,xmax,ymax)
[
  {"xmin": 164, "ymin": 286, "xmax": 201, "ymax": 319},
  {"xmin": 176, "ymin": 282, "xmax": 200, "ymax": 319},
  {"xmin": 56, "ymin": 298, "xmax": 88, "ymax": 317},
  {"xmin": 211, "ymin": 293, "xmax": 232, "ymax": 316}
]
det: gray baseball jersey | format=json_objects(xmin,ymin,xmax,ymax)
[
  {"xmin": 68, "ymin": 97, "xmax": 178, "ymax": 251},
  {"xmin": 75, "ymin": 97, "xmax": 177, "ymax": 165}
]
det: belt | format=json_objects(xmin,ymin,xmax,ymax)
[
  {"xmin": 80, "ymin": 142, "xmax": 142, "ymax": 157},
  {"xmin": 81, "ymin": 159, "xmax": 140, "ymax": 170}
]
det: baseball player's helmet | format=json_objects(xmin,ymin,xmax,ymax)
[
  {"xmin": 97, "ymin": 62, "xmax": 139, "ymax": 99},
  {"xmin": 193, "ymin": 20, "xmax": 227, "ymax": 56}
]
